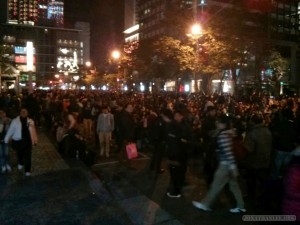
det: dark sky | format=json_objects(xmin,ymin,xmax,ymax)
[{"xmin": 64, "ymin": 0, "xmax": 125, "ymax": 67}]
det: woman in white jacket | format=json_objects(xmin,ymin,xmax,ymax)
[{"xmin": 4, "ymin": 108, "xmax": 38, "ymax": 176}]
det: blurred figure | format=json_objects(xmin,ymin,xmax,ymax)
[
  {"xmin": 244, "ymin": 114, "xmax": 272, "ymax": 204},
  {"xmin": 282, "ymin": 148, "xmax": 300, "ymax": 222},
  {"xmin": 193, "ymin": 114, "xmax": 246, "ymax": 213},
  {"xmin": 117, "ymin": 103, "xmax": 136, "ymax": 165},
  {"xmin": 82, "ymin": 100, "xmax": 93, "ymax": 139},
  {"xmin": 201, "ymin": 106, "xmax": 217, "ymax": 185},
  {"xmin": 271, "ymin": 108, "xmax": 297, "ymax": 179},
  {"xmin": 165, "ymin": 110, "xmax": 192, "ymax": 198},
  {"xmin": 4, "ymin": 108, "xmax": 38, "ymax": 176},
  {"xmin": 0, "ymin": 109, "xmax": 11, "ymax": 173},
  {"xmin": 97, "ymin": 106, "xmax": 114, "ymax": 158},
  {"xmin": 148, "ymin": 108, "xmax": 166, "ymax": 177}
]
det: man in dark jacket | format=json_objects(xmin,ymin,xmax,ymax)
[
  {"xmin": 244, "ymin": 114, "xmax": 272, "ymax": 203},
  {"xmin": 149, "ymin": 109, "xmax": 167, "ymax": 177},
  {"xmin": 164, "ymin": 110, "xmax": 192, "ymax": 198},
  {"xmin": 271, "ymin": 108, "xmax": 297, "ymax": 179},
  {"xmin": 201, "ymin": 106, "xmax": 217, "ymax": 185},
  {"xmin": 118, "ymin": 103, "xmax": 136, "ymax": 165}
]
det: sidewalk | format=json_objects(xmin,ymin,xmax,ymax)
[
  {"xmin": 0, "ymin": 128, "xmax": 284, "ymax": 225},
  {"xmin": 0, "ymin": 129, "xmax": 183, "ymax": 225}
]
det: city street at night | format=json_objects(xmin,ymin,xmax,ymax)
[{"xmin": 0, "ymin": 127, "xmax": 282, "ymax": 225}]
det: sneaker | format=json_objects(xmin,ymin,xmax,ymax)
[
  {"xmin": 6, "ymin": 164, "xmax": 12, "ymax": 172},
  {"xmin": 1, "ymin": 166, "xmax": 6, "ymax": 173},
  {"xmin": 25, "ymin": 172, "xmax": 31, "ymax": 177},
  {"xmin": 166, "ymin": 192, "xmax": 181, "ymax": 198},
  {"xmin": 192, "ymin": 201, "xmax": 212, "ymax": 212},
  {"xmin": 229, "ymin": 207, "xmax": 246, "ymax": 213},
  {"xmin": 17, "ymin": 164, "xmax": 23, "ymax": 171}
]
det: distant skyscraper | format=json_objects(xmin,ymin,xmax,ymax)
[
  {"xmin": 125, "ymin": 0, "xmax": 136, "ymax": 29},
  {"xmin": 5, "ymin": 0, "xmax": 64, "ymax": 27},
  {"xmin": 47, "ymin": 0, "xmax": 64, "ymax": 27},
  {"xmin": 124, "ymin": 0, "xmax": 139, "ymax": 43}
]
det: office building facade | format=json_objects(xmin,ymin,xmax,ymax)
[
  {"xmin": 0, "ymin": 0, "xmax": 90, "ymax": 89},
  {"xmin": 134, "ymin": 0, "xmax": 300, "ymax": 90}
]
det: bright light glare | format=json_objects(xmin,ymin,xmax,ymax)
[
  {"xmin": 26, "ymin": 41, "xmax": 34, "ymax": 71},
  {"xmin": 140, "ymin": 83, "xmax": 145, "ymax": 92},
  {"xmin": 112, "ymin": 50, "xmax": 121, "ymax": 59},
  {"xmin": 85, "ymin": 61, "xmax": 91, "ymax": 67},
  {"xmin": 184, "ymin": 84, "xmax": 190, "ymax": 92},
  {"xmin": 191, "ymin": 24, "xmax": 202, "ymax": 36},
  {"xmin": 73, "ymin": 75, "xmax": 79, "ymax": 81}
]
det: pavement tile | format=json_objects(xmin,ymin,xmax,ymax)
[
  {"xmin": 103, "ymin": 173, "xmax": 142, "ymax": 201},
  {"xmin": 118, "ymin": 195, "xmax": 180, "ymax": 225}
]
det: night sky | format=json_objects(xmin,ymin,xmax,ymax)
[{"xmin": 64, "ymin": 0, "xmax": 125, "ymax": 68}]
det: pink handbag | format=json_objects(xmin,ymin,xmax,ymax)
[{"xmin": 126, "ymin": 143, "xmax": 138, "ymax": 159}]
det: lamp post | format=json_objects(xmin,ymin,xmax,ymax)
[
  {"xmin": 111, "ymin": 50, "xmax": 121, "ymax": 60},
  {"xmin": 188, "ymin": 23, "xmax": 202, "ymax": 92}
]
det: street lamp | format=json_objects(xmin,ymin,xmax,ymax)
[
  {"xmin": 111, "ymin": 50, "xmax": 121, "ymax": 60},
  {"xmin": 85, "ymin": 61, "xmax": 91, "ymax": 67},
  {"xmin": 187, "ymin": 23, "xmax": 203, "ymax": 92}
]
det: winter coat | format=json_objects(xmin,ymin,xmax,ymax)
[{"xmin": 244, "ymin": 124, "xmax": 272, "ymax": 169}]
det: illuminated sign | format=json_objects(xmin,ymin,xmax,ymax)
[{"xmin": 26, "ymin": 41, "xmax": 34, "ymax": 71}]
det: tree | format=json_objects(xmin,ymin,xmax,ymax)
[
  {"xmin": 0, "ymin": 45, "xmax": 14, "ymax": 93},
  {"xmin": 262, "ymin": 49, "xmax": 290, "ymax": 96},
  {"xmin": 194, "ymin": 28, "xmax": 244, "ymax": 94},
  {"xmin": 152, "ymin": 36, "xmax": 195, "ymax": 91}
]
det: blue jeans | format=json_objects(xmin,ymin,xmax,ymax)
[
  {"xmin": 0, "ymin": 142, "xmax": 9, "ymax": 167},
  {"xmin": 272, "ymin": 150, "xmax": 292, "ymax": 179}
]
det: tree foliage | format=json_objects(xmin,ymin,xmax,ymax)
[{"xmin": 152, "ymin": 36, "xmax": 195, "ymax": 79}]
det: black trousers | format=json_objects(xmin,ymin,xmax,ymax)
[
  {"xmin": 168, "ymin": 163, "xmax": 185, "ymax": 195},
  {"xmin": 12, "ymin": 140, "xmax": 32, "ymax": 173},
  {"xmin": 149, "ymin": 141, "xmax": 165, "ymax": 173}
]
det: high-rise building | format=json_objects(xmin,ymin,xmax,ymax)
[
  {"xmin": 136, "ymin": 0, "xmax": 194, "ymax": 41},
  {"xmin": 4, "ymin": 0, "xmax": 64, "ymax": 27},
  {"xmin": 124, "ymin": 0, "xmax": 139, "ymax": 43},
  {"xmin": 134, "ymin": 0, "xmax": 300, "ymax": 89},
  {"xmin": 0, "ymin": 0, "xmax": 90, "ymax": 89}
]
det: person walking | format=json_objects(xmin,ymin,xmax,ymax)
[
  {"xmin": 0, "ymin": 109, "xmax": 11, "ymax": 173},
  {"xmin": 192, "ymin": 114, "xmax": 246, "ymax": 213},
  {"xmin": 4, "ymin": 108, "xmax": 38, "ymax": 176},
  {"xmin": 96, "ymin": 106, "xmax": 114, "ymax": 158}
]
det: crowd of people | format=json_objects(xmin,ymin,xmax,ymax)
[{"xmin": 0, "ymin": 89, "xmax": 299, "ymax": 219}]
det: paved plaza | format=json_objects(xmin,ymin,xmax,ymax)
[{"xmin": 0, "ymin": 128, "xmax": 287, "ymax": 225}]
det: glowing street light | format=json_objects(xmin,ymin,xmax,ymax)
[
  {"xmin": 111, "ymin": 50, "xmax": 121, "ymax": 60},
  {"xmin": 85, "ymin": 61, "xmax": 91, "ymax": 67},
  {"xmin": 187, "ymin": 23, "xmax": 203, "ymax": 92},
  {"xmin": 187, "ymin": 24, "xmax": 202, "ymax": 39}
]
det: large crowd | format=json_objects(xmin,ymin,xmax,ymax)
[{"xmin": 0, "ymin": 89, "xmax": 299, "ymax": 220}]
